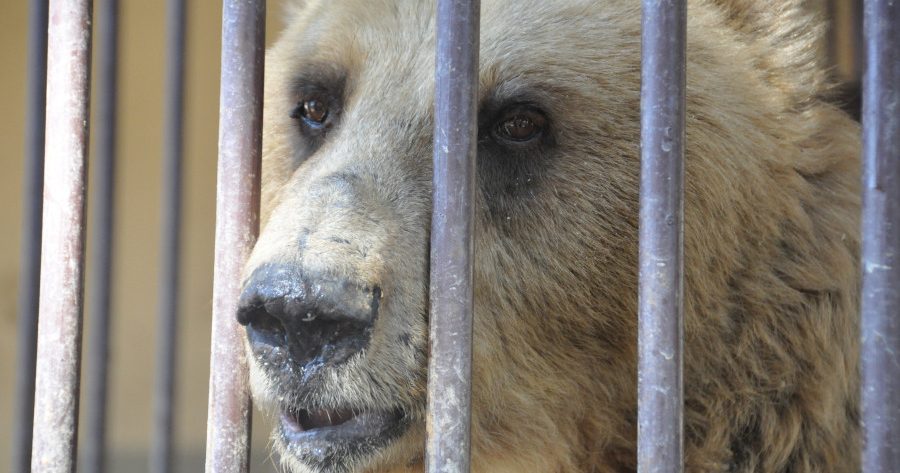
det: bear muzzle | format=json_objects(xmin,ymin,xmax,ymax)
[{"xmin": 237, "ymin": 262, "xmax": 382, "ymax": 372}]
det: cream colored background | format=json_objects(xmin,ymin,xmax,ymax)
[{"xmin": 1, "ymin": 1, "xmax": 282, "ymax": 471}]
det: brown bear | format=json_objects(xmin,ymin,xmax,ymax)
[{"xmin": 235, "ymin": 0, "xmax": 861, "ymax": 472}]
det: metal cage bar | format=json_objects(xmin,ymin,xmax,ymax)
[
  {"xmin": 12, "ymin": 0, "xmax": 49, "ymax": 471},
  {"xmin": 426, "ymin": 0, "xmax": 480, "ymax": 472},
  {"xmin": 82, "ymin": 0, "xmax": 119, "ymax": 471},
  {"xmin": 637, "ymin": 1, "xmax": 687, "ymax": 472},
  {"xmin": 31, "ymin": 0, "xmax": 94, "ymax": 471},
  {"xmin": 205, "ymin": 1, "xmax": 265, "ymax": 472},
  {"xmin": 860, "ymin": 0, "xmax": 900, "ymax": 471},
  {"xmin": 152, "ymin": 0, "xmax": 187, "ymax": 471}
]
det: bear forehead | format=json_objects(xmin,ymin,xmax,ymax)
[{"xmin": 272, "ymin": 0, "xmax": 642, "ymax": 102}]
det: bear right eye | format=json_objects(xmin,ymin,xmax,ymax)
[
  {"xmin": 498, "ymin": 115, "xmax": 541, "ymax": 142},
  {"xmin": 490, "ymin": 106, "xmax": 547, "ymax": 146}
]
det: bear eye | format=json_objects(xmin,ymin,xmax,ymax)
[
  {"xmin": 290, "ymin": 97, "xmax": 330, "ymax": 130},
  {"xmin": 492, "ymin": 108, "xmax": 546, "ymax": 144}
]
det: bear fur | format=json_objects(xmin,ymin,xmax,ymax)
[{"xmin": 243, "ymin": 0, "xmax": 861, "ymax": 471}]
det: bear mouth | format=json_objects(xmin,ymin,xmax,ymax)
[
  {"xmin": 280, "ymin": 406, "xmax": 403, "ymax": 436},
  {"xmin": 277, "ymin": 405, "xmax": 408, "ymax": 471}
]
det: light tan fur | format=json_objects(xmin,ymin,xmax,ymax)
[{"xmin": 244, "ymin": 0, "xmax": 861, "ymax": 471}]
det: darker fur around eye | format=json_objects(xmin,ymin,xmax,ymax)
[
  {"xmin": 476, "ymin": 91, "xmax": 558, "ymax": 218},
  {"xmin": 288, "ymin": 68, "xmax": 348, "ymax": 165}
]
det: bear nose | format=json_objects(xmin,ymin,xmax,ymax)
[{"xmin": 236, "ymin": 263, "xmax": 381, "ymax": 368}]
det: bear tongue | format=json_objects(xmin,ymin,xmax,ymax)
[{"xmin": 298, "ymin": 408, "xmax": 357, "ymax": 429}]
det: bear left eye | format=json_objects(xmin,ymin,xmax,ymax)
[
  {"xmin": 290, "ymin": 97, "xmax": 332, "ymax": 132},
  {"xmin": 492, "ymin": 108, "xmax": 546, "ymax": 144}
]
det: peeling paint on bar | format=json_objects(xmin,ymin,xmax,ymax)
[
  {"xmin": 637, "ymin": 1, "xmax": 686, "ymax": 472},
  {"xmin": 860, "ymin": 0, "xmax": 900, "ymax": 471},
  {"xmin": 204, "ymin": 0, "xmax": 265, "ymax": 472},
  {"xmin": 31, "ymin": 1, "xmax": 94, "ymax": 472},
  {"xmin": 426, "ymin": 1, "xmax": 480, "ymax": 472}
]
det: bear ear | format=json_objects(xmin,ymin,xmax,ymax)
[{"xmin": 707, "ymin": 0, "xmax": 828, "ymax": 103}]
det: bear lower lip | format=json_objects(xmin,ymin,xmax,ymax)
[
  {"xmin": 282, "ymin": 407, "xmax": 358, "ymax": 432},
  {"xmin": 277, "ymin": 406, "xmax": 408, "ymax": 470},
  {"xmin": 279, "ymin": 406, "xmax": 405, "ymax": 442}
]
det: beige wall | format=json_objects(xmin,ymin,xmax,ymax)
[{"xmin": 1, "ymin": 1, "xmax": 282, "ymax": 471}]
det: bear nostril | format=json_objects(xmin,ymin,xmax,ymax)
[
  {"xmin": 236, "ymin": 302, "xmax": 258, "ymax": 326},
  {"xmin": 239, "ymin": 303, "xmax": 288, "ymax": 348}
]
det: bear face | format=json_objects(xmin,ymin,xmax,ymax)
[{"xmin": 238, "ymin": 1, "xmax": 861, "ymax": 472}]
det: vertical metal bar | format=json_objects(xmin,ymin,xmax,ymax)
[
  {"xmin": 151, "ymin": 0, "xmax": 186, "ymax": 471},
  {"xmin": 860, "ymin": 0, "xmax": 900, "ymax": 471},
  {"xmin": 81, "ymin": 1, "xmax": 118, "ymax": 471},
  {"xmin": 637, "ymin": 1, "xmax": 686, "ymax": 472},
  {"xmin": 31, "ymin": 0, "xmax": 94, "ymax": 471},
  {"xmin": 426, "ymin": 0, "xmax": 480, "ymax": 472},
  {"xmin": 11, "ymin": 0, "xmax": 49, "ymax": 471},
  {"xmin": 205, "ymin": 1, "xmax": 265, "ymax": 472}
]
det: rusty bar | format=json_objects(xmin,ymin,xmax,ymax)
[
  {"xmin": 860, "ymin": 0, "xmax": 900, "ymax": 471},
  {"xmin": 426, "ymin": 0, "xmax": 480, "ymax": 472},
  {"xmin": 31, "ymin": 0, "xmax": 94, "ymax": 472},
  {"xmin": 637, "ymin": 1, "xmax": 686, "ymax": 472},
  {"xmin": 151, "ymin": 0, "xmax": 186, "ymax": 471},
  {"xmin": 204, "ymin": 0, "xmax": 265, "ymax": 471},
  {"xmin": 81, "ymin": 1, "xmax": 118, "ymax": 472},
  {"xmin": 11, "ymin": 0, "xmax": 49, "ymax": 471}
]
